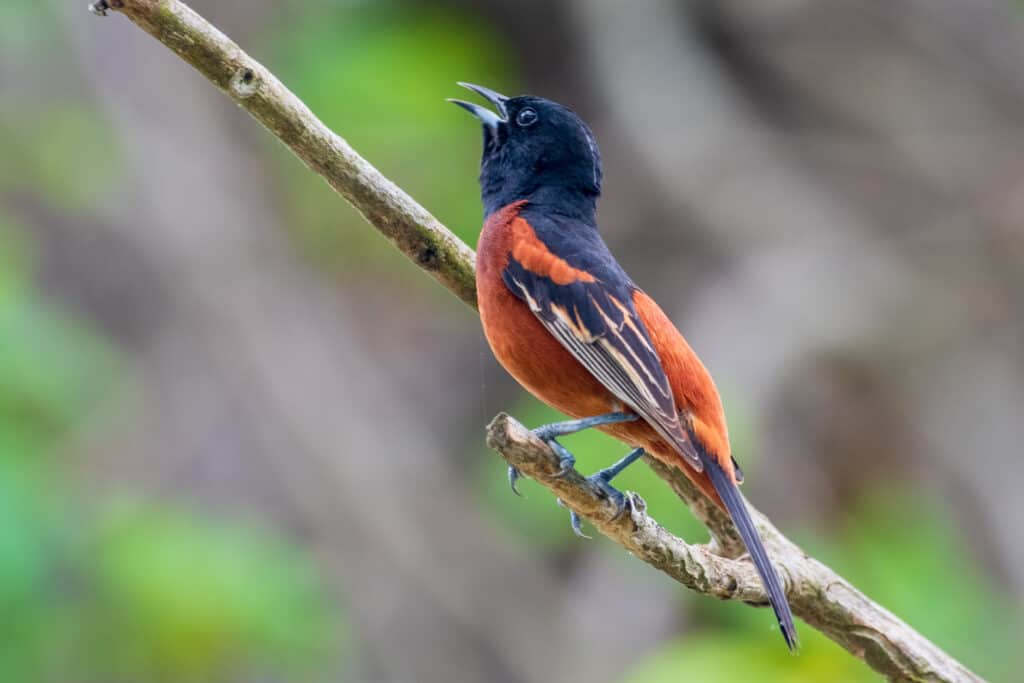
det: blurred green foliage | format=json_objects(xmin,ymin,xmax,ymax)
[
  {"xmin": 16, "ymin": 104, "xmax": 124, "ymax": 212},
  {"xmin": 626, "ymin": 629, "xmax": 877, "ymax": 683},
  {"xmin": 267, "ymin": 3, "xmax": 513, "ymax": 280},
  {"xmin": 0, "ymin": 0, "xmax": 122, "ymax": 211},
  {"xmin": 815, "ymin": 492, "xmax": 1021, "ymax": 681},
  {"xmin": 478, "ymin": 398, "xmax": 1020, "ymax": 681},
  {"xmin": 2, "ymin": 4, "xmax": 508, "ymax": 681},
  {"xmin": 0, "ymin": 218, "xmax": 344, "ymax": 681},
  {"xmin": 86, "ymin": 505, "xmax": 341, "ymax": 681},
  {"xmin": 1, "ymin": 106, "xmax": 122, "ymax": 216},
  {"xmin": 0, "ymin": 0, "xmax": 62, "ymax": 60}
]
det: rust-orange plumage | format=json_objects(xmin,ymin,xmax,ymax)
[
  {"xmin": 451, "ymin": 82, "xmax": 797, "ymax": 650},
  {"xmin": 478, "ymin": 206, "xmax": 733, "ymax": 506}
]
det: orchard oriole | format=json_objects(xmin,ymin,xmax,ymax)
[{"xmin": 451, "ymin": 83, "xmax": 798, "ymax": 650}]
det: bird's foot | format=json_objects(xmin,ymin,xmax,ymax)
[
  {"xmin": 504, "ymin": 437, "xmax": 575, "ymax": 497},
  {"xmin": 508, "ymin": 414, "xmax": 645, "ymax": 539},
  {"xmin": 565, "ymin": 471, "xmax": 632, "ymax": 538},
  {"xmin": 504, "ymin": 412, "xmax": 641, "ymax": 496},
  {"xmin": 526, "ymin": 412, "xmax": 638, "ymax": 486},
  {"xmin": 565, "ymin": 447, "xmax": 645, "ymax": 538},
  {"xmin": 591, "ymin": 468, "xmax": 630, "ymax": 517},
  {"xmin": 89, "ymin": 0, "xmax": 113, "ymax": 16}
]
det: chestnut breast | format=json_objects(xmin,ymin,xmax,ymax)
[{"xmin": 476, "ymin": 202, "xmax": 616, "ymax": 420}]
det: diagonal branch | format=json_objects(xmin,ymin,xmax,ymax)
[
  {"xmin": 89, "ymin": 0, "xmax": 478, "ymax": 309},
  {"xmin": 89, "ymin": 2, "xmax": 984, "ymax": 681},
  {"xmin": 487, "ymin": 414, "xmax": 982, "ymax": 683},
  {"xmin": 486, "ymin": 414, "xmax": 768, "ymax": 600}
]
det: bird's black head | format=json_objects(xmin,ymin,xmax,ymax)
[{"xmin": 450, "ymin": 83, "xmax": 602, "ymax": 220}]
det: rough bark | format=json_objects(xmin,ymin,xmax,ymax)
[{"xmin": 488, "ymin": 414, "xmax": 983, "ymax": 683}]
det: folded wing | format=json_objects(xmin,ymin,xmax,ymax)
[{"xmin": 503, "ymin": 217, "xmax": 702, "ymax": 471}]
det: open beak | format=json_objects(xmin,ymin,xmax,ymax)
[{"xmin": 448, "ymin": 82, "xmax": 509, "ymax": 131}]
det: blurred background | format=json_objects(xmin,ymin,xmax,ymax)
[{"xmin": 1, "ymin": 0, "xmax": 1023, "ymax": 681}]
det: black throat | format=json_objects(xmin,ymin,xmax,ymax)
[
  {"xmin": 475, "ymin": 96, "xmax": 603, "ymax": 222},
  {"xmin": 482, "ymin": 184, "xmax": 597, "ymax": 222}
]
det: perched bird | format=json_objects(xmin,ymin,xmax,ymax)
[{"xmin": 450, "ymin": 83, "xmax": 798, "ymax": 650}]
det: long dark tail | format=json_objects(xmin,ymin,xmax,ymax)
[{"xmin": 703, "ymin": 453, "xmax": 799, "ymax": 651}]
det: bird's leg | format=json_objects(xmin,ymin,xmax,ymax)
[
  {"xmin": 507, "ymin": 412, "xmax": 638, "ymax": 495},
  {"xmin": 568, "ymin": 447, "xmax": 645, "ymax": 538},
  {"xmin": 534, "ymin": 411, "xmax": 639, "ymax": 477},
  {"xmin": 532, "ymin": 411, "xmax": 638, "ymax": 442}
]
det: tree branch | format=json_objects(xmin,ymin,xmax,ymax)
[
  {"xmin": 88, "ymin": 2, "xmax": 984, "ymax": 681},
  {"xmin": 488, "ymin": 414, "xmax": 982, "ymax": 683},
  {"xmin": 89, "ymin": 0, "xmax": 477, "ymax": 309}
]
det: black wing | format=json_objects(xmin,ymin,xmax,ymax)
[{"xmin": 503, "ymin": 247, "xmax": 702, "ymax": 471}]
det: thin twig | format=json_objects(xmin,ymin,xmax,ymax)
[{"xmin": 90, "ymin": 2, "xmax": 985, "ymax": 681}]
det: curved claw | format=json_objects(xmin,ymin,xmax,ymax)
[
  {"xmin": 507, "ymin": 466, "xmax": 523, "ymax": 496},
  {"xmin": 569, "ymin": 511, "xmax": 591, "ymax": 539}
]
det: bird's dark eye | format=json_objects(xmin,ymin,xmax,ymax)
[{"xmin": 516, "ymin": 108, "xmax": 538, "ymax": 127}]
